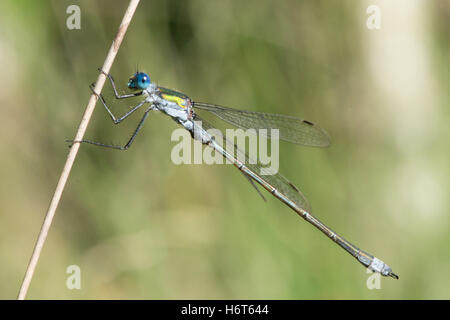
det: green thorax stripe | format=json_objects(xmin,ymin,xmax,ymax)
[{"xmin": 158, "ymin": 86, "xmax": 189, "ymax": 99}]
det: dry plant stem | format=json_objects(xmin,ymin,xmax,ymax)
[{"xmin": 17, "ymin": 0, "xmax": 141, "ymax": 300}]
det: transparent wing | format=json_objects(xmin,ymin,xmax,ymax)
[
  {"xmin": 193, "ymin": 102, "xmax": 330, "ymax": 147},
  {"xmin": 194, "ymin": 115, "xmax": 312, "ymax": 212}
]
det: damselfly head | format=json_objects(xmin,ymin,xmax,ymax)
[{"xmin": 128, "ymin": 72, "xmax": 151, "ymax": 90}]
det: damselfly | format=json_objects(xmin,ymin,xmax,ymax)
[{"xmin": 71, "ymin": 69, "xmax": 398, "ymax": 279}]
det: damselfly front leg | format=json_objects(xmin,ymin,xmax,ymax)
[
  {"xmin": 89, "ymin": 69, "xmax": 144, "ymax": 124},
  {"xmin": 98, "ymin": 68, "xmax": 143, "ymax": 100},
  {"xmin": 89, "ymin": 83, "xmax": 145, "ymax": 124}
]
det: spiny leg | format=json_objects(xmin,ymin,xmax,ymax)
[
  {"xmin": 68, "ymin": 105, "xmax": 154, "ymax": 150},
  {"xmin": 98, "ymin": 68, "xmax": 143, "ymax": 100},
  {"xmin": 89, "ymin": 68, "xmax": 145, "ymax": 124},
  {"xmin": 90, "ymin": 83, "xmax": 147, "ymax": 124}
]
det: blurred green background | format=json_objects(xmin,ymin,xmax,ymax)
[{"xmin": 0, "ymin": 0, "xmax": 449, "ymax": 299}]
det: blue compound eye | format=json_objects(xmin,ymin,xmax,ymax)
[{"xmin": 128, "ymin": 72, "xmax": 151, "ymax": 90}]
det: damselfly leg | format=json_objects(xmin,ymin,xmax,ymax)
[
  {"xmin": 67, "ymin": 70, "xmax": 151, "ymax": 150},
  {"xmin": 89, "ymin": 83, "xmax": 144, "ymax": 124},
  {"xmin": 76, "ymin": 105, "xmax": 153, "ymax": 150}
]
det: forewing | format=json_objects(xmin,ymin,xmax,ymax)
[{"xmin": 193, "ymin": 102, "xmax": 330, "ymax": 147}]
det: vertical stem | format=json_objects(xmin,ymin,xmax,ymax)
[{"xmin": 17, "ymin": 0, "xmax": 141, "ymax": 300}]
